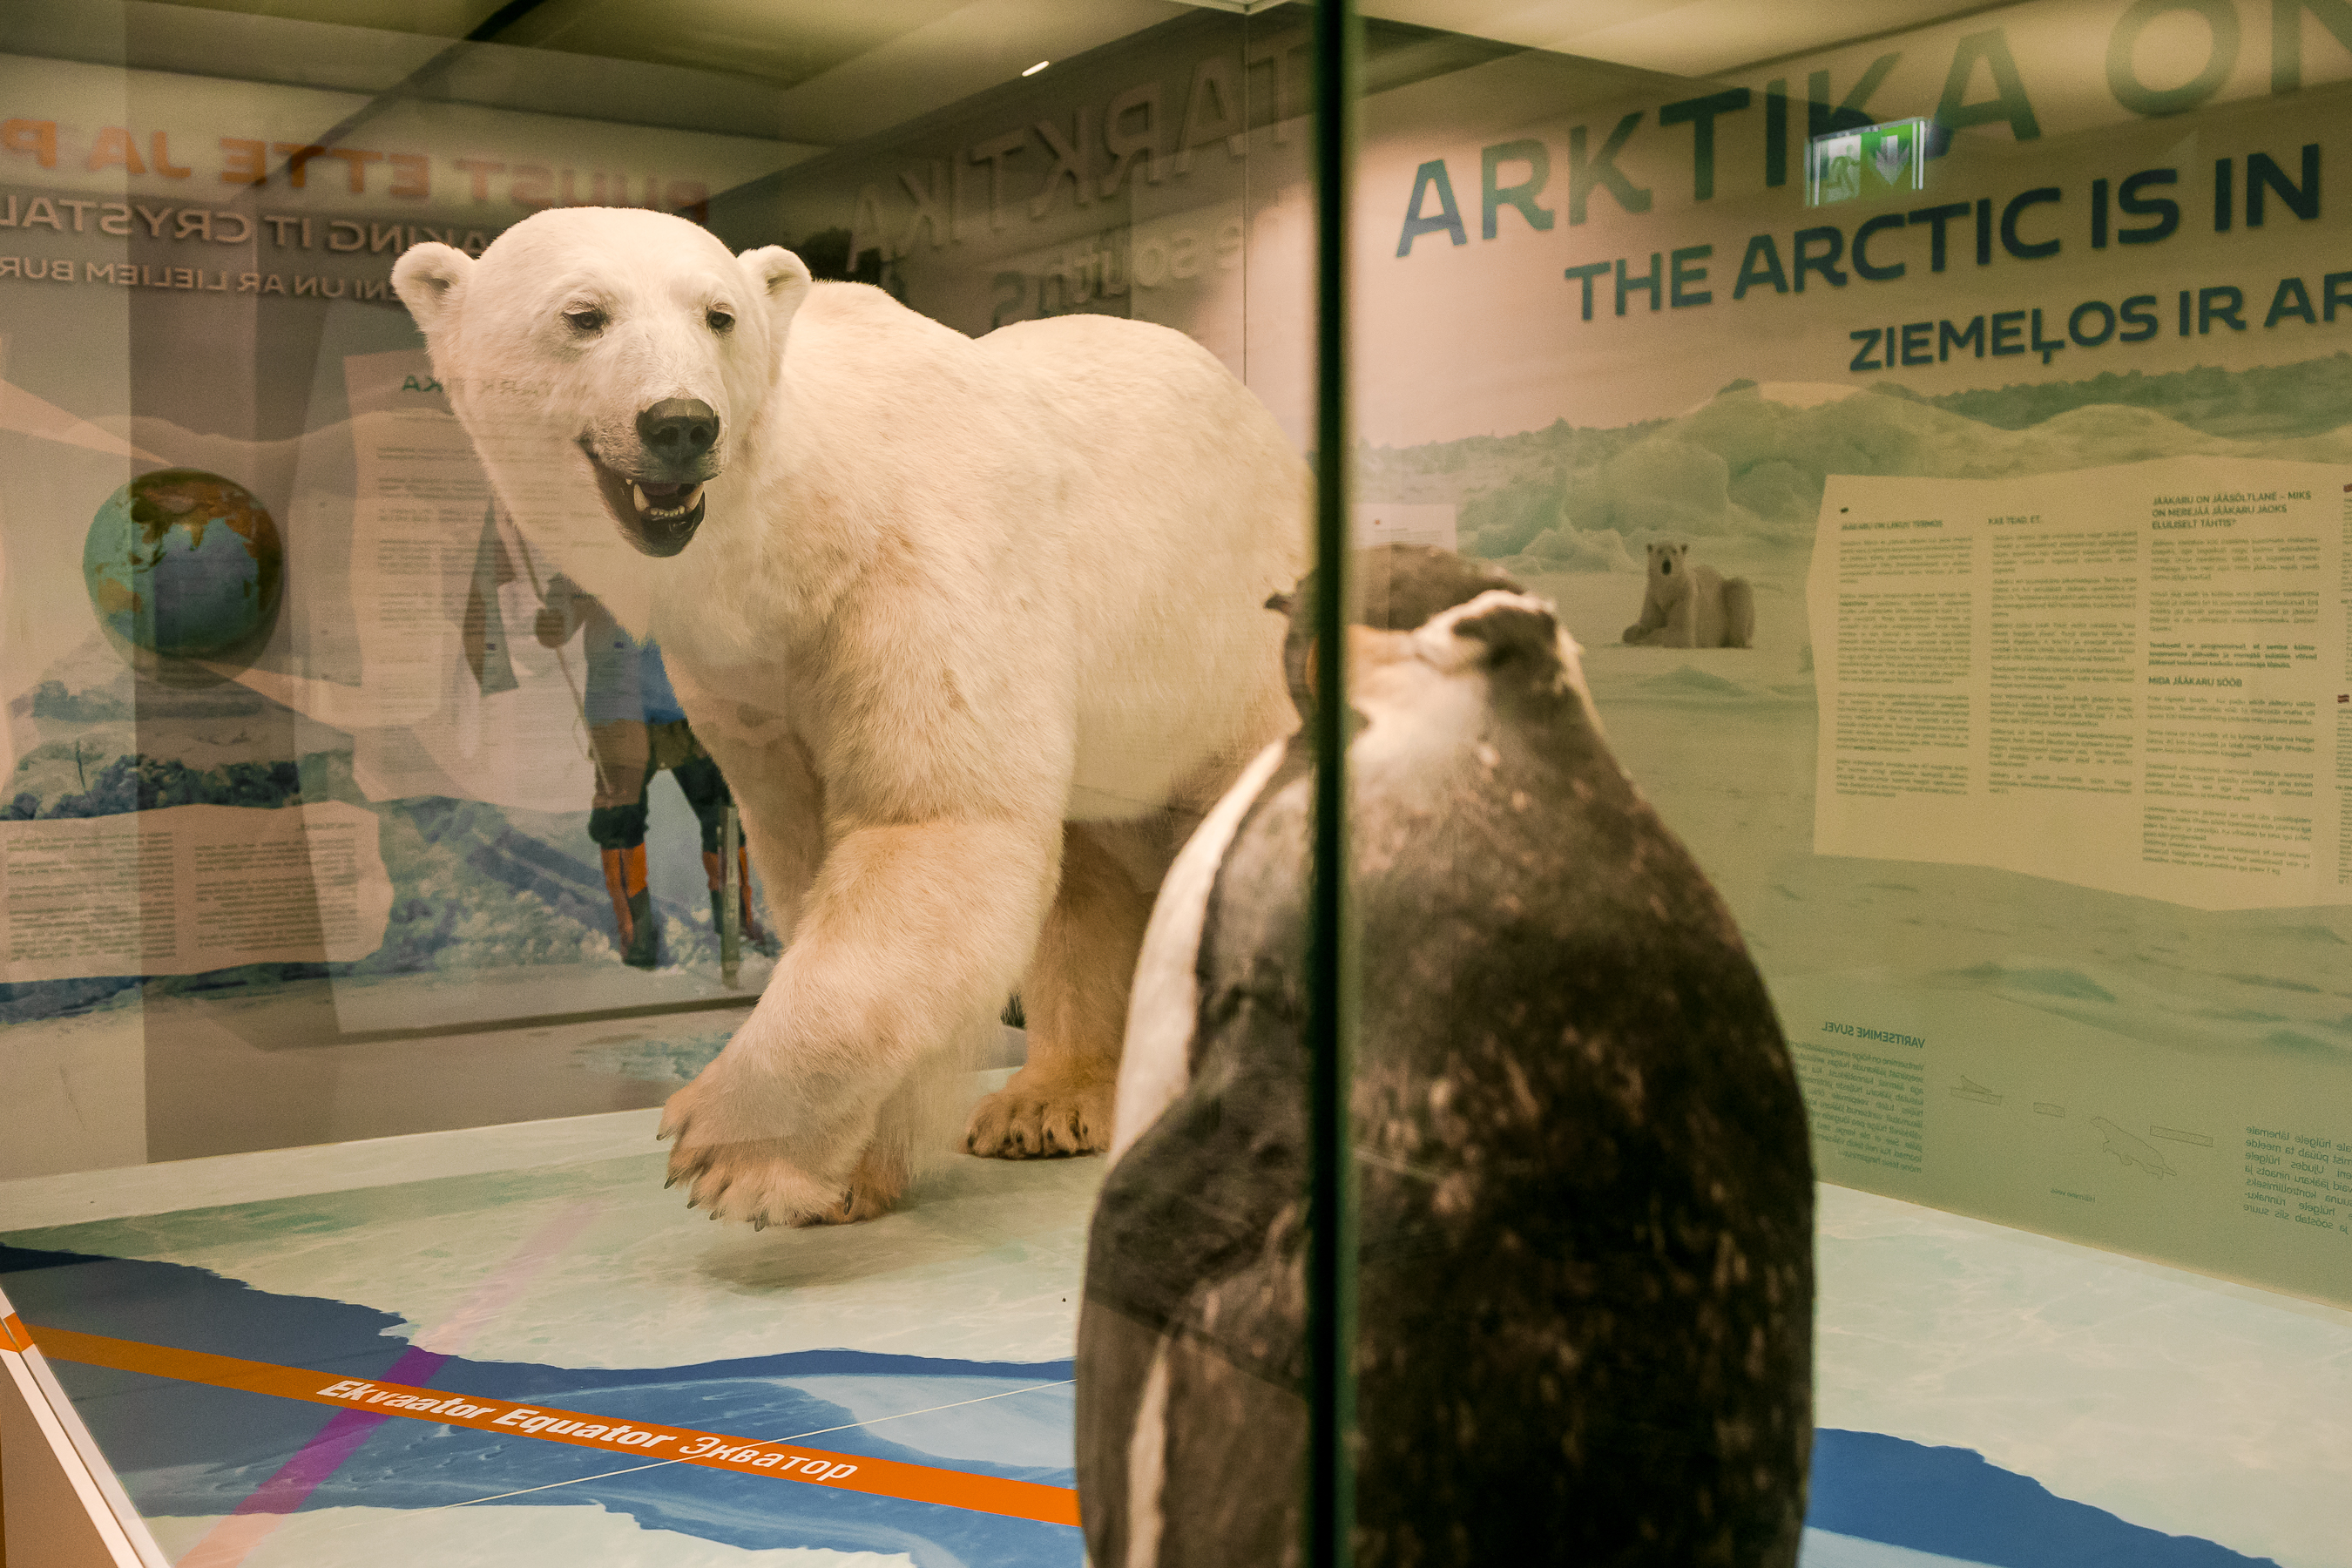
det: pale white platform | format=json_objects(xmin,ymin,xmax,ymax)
[{"xmin": 2, "ymin": 1092, "xmax": 2347, "ymax": 1568}]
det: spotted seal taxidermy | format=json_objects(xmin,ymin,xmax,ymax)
[{"xmin": 1076, "ymin": 545, "xmax": 1815, "ymax": 1565}]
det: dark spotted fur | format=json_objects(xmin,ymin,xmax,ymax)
[{"xmin": 1078, "ymin": 549, "xmax": 1815, "ymax": 1566}]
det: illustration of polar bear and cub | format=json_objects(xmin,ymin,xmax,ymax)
[
  {"xmin": 394, "ymin": 208, "xmax": 1306, "ymax": 1227},
  {"xmin": 1622, "ymin": 542, "xmax": 1754, "ymax": 648}
]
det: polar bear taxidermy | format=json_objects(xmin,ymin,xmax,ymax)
[
  {"xmin": 392, "ymin": 208, "xmax": 1306, "ymax": 1226},
  {"xmin": 1622, "ymin": 541, "xmax": 1754, "ymax": 648}
]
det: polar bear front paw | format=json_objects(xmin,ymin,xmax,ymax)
[
  {"xmin": 659, "ymin": 1072, "xmax": 876, "ymax": 1227},
  {"xmin": 803, "ymin": 1137, "xmax": 911, "ymax": 1226},
  {"xmin": 963, "ymin": 1070, "xmax": 1112, "ymax": 1159},
  {"xmin": 659, "ymin": 1129, "xmax": 841, "ymax": 1228}
]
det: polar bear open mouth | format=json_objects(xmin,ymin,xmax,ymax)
[{"xmin": 583, "ymin": 443, "xmax": 707, "ymax": 558}]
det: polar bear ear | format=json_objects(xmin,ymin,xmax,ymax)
[
  {"xmin": 739, "ymin": 246, "xmax": 814, "ymax": 335},
  {"xmin": 392, "ymin": 243, "xmax": 474, "ymax": 338}
]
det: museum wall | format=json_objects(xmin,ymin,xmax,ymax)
[{"xmin": 1342, "ymin": 0, "xmax": 2352, "ymax": 1303}]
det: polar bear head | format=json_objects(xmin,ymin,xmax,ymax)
[
  {"xmin": 1646, "ymin": 541, "xmax": 1691, "ymax": 598},
  {"xmin": 393, "ymin": 209, "xmax": 811, "ymax": 569}
]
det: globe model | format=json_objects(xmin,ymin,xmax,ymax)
[{"xmin": 83, "ymin": 469, "xmax": 282, "ymax": 664}]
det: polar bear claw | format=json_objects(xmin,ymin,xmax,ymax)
[{"xmin": 964, "ymin": 1071, "xmax": 1114, "ymax": 1158}]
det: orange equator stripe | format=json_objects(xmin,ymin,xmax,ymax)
[
  {"xmin": 29, "ymin": 1323, "xmax": 1079, "ymax": 1528},
  {"xmin": 1, "ymin": 1311, "xmax": 32, "ymax": 1352}
]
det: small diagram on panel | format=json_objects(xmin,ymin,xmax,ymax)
[
  {"xmin": 2089, "ymin": 1117, "xmax": 2178, "ymax": 1177},
  {"xmin": 2149, "ymin": 1125, "xmax": 2213, "ymax": 1148},
  {"xmin": 2033, "ymin": 1103, "xmax": 2065, "ymax": 1117},
  {"xmin": 1950, "ymin": 1075, "xmax": 2004, "ymax": 1105}
]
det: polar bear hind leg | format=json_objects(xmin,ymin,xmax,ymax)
[
  {"xmin": 965, "ymin": 821, "xmax": 1154, "ymax": 1158},
  {"xmin": 1682, "ymin": 564, "xmax": 1723, "ymax": 648},
  {"xmin": 1721, "ymin": 577, "xmax": 1755, "ymax": 648}
]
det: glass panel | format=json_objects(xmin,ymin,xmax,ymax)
[
  {"xmin": 0, "ymin": 5, "xmax": 1313, "ymax": 1565},
  {"xmin": 0, "ymin": 0, "xmax": 1308, "ymax": 1173},
  {"xmin": 1342, "ymin": 2, "xmax": 2350, "ymax": 1563},
  {"xmin": 1350, "ymin": 0, "xmax": 2352, "ymax": 1310}
]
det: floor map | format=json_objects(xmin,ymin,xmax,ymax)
[
  {"xmin": 6, "ymin": 1248, "xmax": 1075, "ymax": 1565},
  {"xmin": 2, "ymin": 1088, "xmax": 2345, "ymax": 1568}
]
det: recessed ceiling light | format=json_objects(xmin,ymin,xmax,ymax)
[{"xmin": 1022, "ymin": 60, "xmax": 1049, "ymax": 76}]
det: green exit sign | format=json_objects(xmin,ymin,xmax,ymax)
[{"xmin": 1808, "ymin": 118, "xmax": 1930, "ymax": 206}]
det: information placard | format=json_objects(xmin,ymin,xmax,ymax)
[
  {"xmin": 1810, "ymin": 458, "xmax": 2350, "ymax": 909},
  {"xmin": 1, "ymin": 801, "xmax": 391, "ymax": 982}
]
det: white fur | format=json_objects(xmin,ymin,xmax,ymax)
[
  {"xmin": 396, "ymin": 210, "xmax": 1305, "ymax": 1224},
  {"xmin": 1111, "ymin": 738, "xmax": 1288, "ymax": 1165},
  {"xmin": 1354, "ymin": 591, "xmax": 1605, "ymax": 788},
  {"xmin": 1414, "ymin": 588, "xmax": 1602, "ymax": 732},
  {"xmin": 1124, "ymin": 1337, "xmax": 1174, "ymax": 1568}
]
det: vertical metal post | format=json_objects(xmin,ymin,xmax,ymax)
[
  {"xmin": 720, "ymin": 802, "xmax": 742, "ymax": 986},
  {"xmin": 1308, "ymin": 3, "xmax": 1358, "ymax": 1566}
]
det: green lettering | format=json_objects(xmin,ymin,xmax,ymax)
[
  {"xmin": 1938, "ymin": 29, "xmax": 2042, "ymax": 139},
  {"xmin": 1567, "ymin": 113, "xmax": 1651, "ymax": 224},
  {"xmin": 1480, "ymin": 140, "xmax": 1553, "ymax": 238},
  {"xmin": 1396, "ymin": 159, "xmax": 1467, "ymax": 256},
  {"xmin": 1732, "ymin": 233, "xmax": 1788, "ymax": 298},
  {"xmin": 2264, "ymin": 275, "xmax": 2318, "ymax": 325}
]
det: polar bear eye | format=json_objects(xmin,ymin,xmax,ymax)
[
  {"xmin": 564, "ymin": 307, "xmax": 606, "ymax": 334},
  {"xmin": 706, "ymin": 308, "xmax": 734, "ymax": 334}
]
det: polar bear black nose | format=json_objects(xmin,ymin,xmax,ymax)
[{"xmin": 639, "ymin": 399, "xmax": 719, "ymax": 463}]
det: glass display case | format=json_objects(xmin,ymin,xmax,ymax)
[{"xmin": 2, "ymin": 3, "xmax": 2346, "ymax": 1566}]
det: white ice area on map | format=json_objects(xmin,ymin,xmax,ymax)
[
  {"xmin": 1815, "ymin": 1185, "xmax": 2352, "ymax": 1568},
  {"xmin": 1799, "ymin": 1530, "xmax": 1994, "ymax": 1568},
  {"xmin": 775, "ymin": 1377, "xmax": 1075, "ymax": 1470},
  {"xmin": 12, "ymin": 1135, "xmax": 1103, "ymax": 1367},
  {"xmin": 144, "ymin": 1504, "xmax": 916, "ymax": 1567}
]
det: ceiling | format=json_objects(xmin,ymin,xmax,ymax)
[
  {"xmin": 140, "ymin": 0, "xmax": 1189, "ymax": 95},
  {"xmin": 126, "ymin": 0, "xmax": 2022, "ymax": 82},
  {"xmin": 5, "ymin": 0, "xmax": 2031, "ymax": 148},
  {"xmin": 1359, "ymin": 0, "xmax": 2020, "ymax": 78}
]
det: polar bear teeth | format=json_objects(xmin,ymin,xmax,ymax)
[{"xmin": 631, "ymin": 482, "xmax": 705, "ymax": 523}]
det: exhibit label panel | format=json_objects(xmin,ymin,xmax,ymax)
[
  {"xmin": 1812, "ymin": 457, "xmax": 2349, "ymax": 909},
  {"xmin": 1338, "ymin": 0, "xmax": 2352, "ymax": 1302}
]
